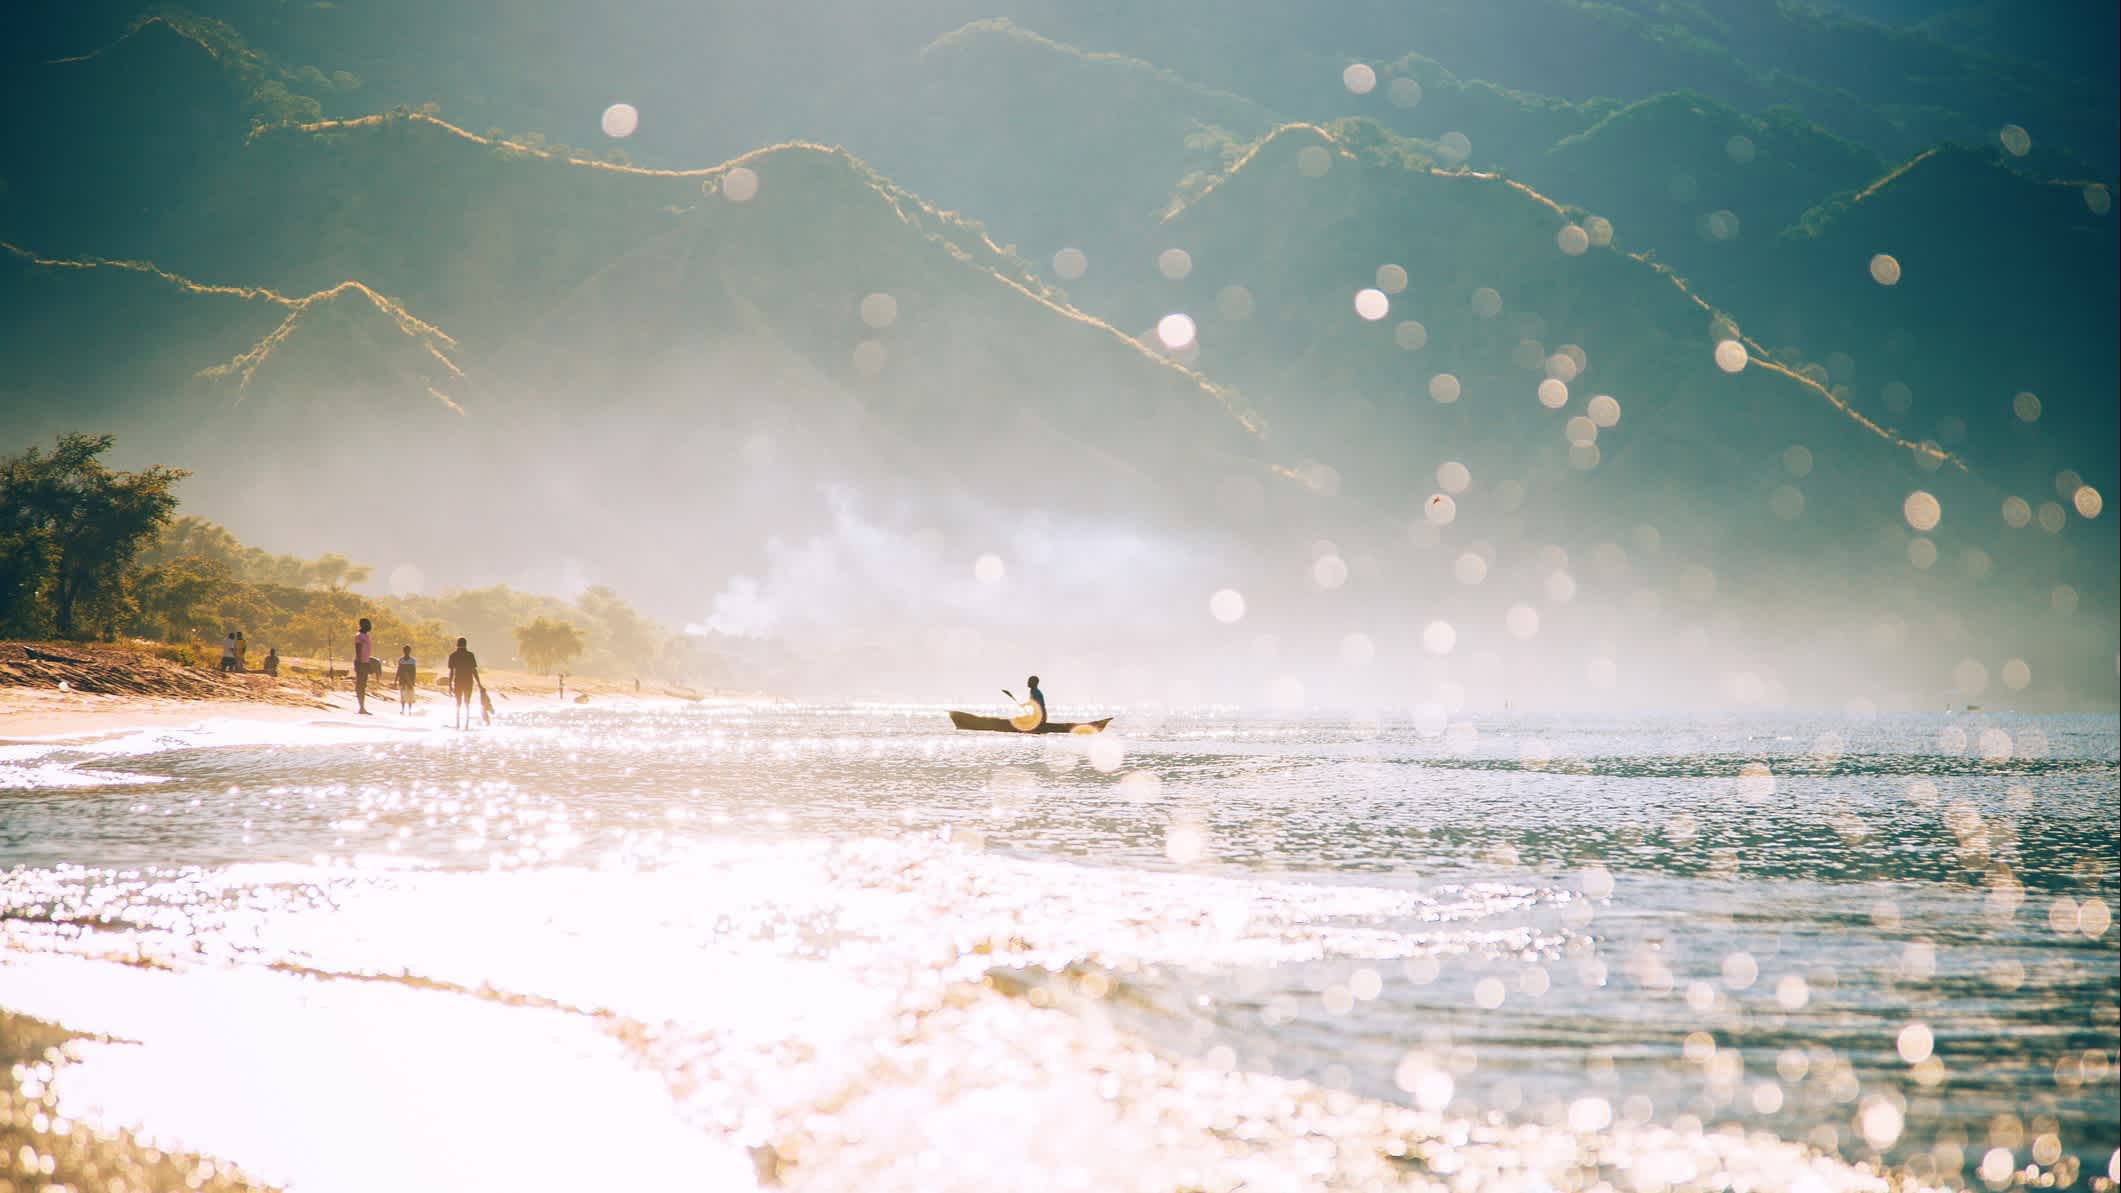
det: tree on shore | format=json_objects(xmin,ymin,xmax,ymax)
[
  {"xmin": 0, "ymin": 434, "xmax": 185, "ymax": 639},
  {"xmin": 513, "ymin": 616, "xmax": 584, "ymax": 675}
]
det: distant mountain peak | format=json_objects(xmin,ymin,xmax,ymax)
[{"xmin": 200, "ymin": 279, "xmax": 463, "ymax": 412}]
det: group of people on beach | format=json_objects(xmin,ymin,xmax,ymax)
[
  {"xmin": 219, "ymin": 631, "xmax": 279, "ymax": 677},
  {"xmin": 350, "ymin": 617, "xmax": 485, "ymax": 729}
]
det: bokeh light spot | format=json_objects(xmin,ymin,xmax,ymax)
[
  {"xmin": 1156, "ymin": 313, "xmax": 1197, "ymax": 349},
  {"xmin": 1869, "ymin": 253, "xmax": 1902, "ymax": 285},
  {"xmin": 2012, "ymin": 390, "xmax": 2040, "ymax": 421},
  {"xmin": 859, "ymin": 292, "xmax": 898, "ymax": 329},
  {"xmin": 1506, "ymin": 604, "xmax": 1539, "ymax": 639},
  {"xmin": 1354, "ymin": 288, "xmax": 1390, "ymax": 320},
  {"xmin": 1429, "ymin": 373, "xmax": 1461, "ymax": 403},
  {"xmin": 1471, "ymin": 287, "xmax": 1502, "ymax": 317},
  {"xmin": 1216, "ymin": 285, "xmax": 1254, "ymax": 320},
  {"xmin": 1395, "ymin": 320, "xmax": 1429, "ymax": 350},
  {"xmin": 2073, "ymin": 485, "xmax": 2103, "ymax": 518},
  {"xmin": 1388, "ymin": 77, "xmax": 1422, "ymax": 108},
  {"xmin": 1052, "ymin": 247, "xmax": 1088, "ymax": 280},
  {"xmin": 974, "ymin": 553, "xmax": 1006, "ymax": 584},
  {"xmin": 1587, "ymin": 393, "xmax": 1621, "ymax": 427},
  {"xmin": 1375, "ymin": 263, "xmax": 1408, "ymax": 294},
  {"xmin": 1714, "ymin": 339, "xmax": 1748, "ymax": 372},
  {"xmin": 1157, "ymin": 248, "xmax": 1193, "ymax": 280},
  {"xmin": 1297, "ymin": 145, "xmax": 1331, "ymax": 177},
  {"xmin": 1437, "ymin": 461, "xmax": 1470, "ymax": 494},
  {"xmin": 1424, "ymin": 493, "xmax": 1457, "ymax": 525},
  {"xmin": 1537, "ymin": 379, "xmax": 1569, "ymax": 409},
  {"xmin": 1725, "ymin": 135, "xmax": 1756, "ymax": 163},
  {"xmin": 599, "ymin": 103, "xmax": 639, "ymax": 139},
  {"xmin": 1999, "ymin": 124, "xmax": 2031, "ymax": 156},
  {"xmin": 721, "ymin": 166, "xmax": 759, "ymax": 202},
  {"xmin": 1209, "ymin": 589, "xmax": 1246, "ymax": 624},
  {"xmin": 1342, "ymin": 63, "xmax": 1377, "ymax": 94},
  {"xmin": 1422, "ymin": 621, "xmax": 1457, "ymax": 655},
  {"xmin": 1312, "ymin": 554, "xmax": 1348, "ymax": 589},
  {"xmin": 1953, "ymin": 658, "xmax": 1989, "ymax": 697},
  {"xmin": 1903, "ymin": 490, "xmax": 1942, "ymax": 532},
  {"xmin": 1557, "ymin": 224, "xmax": 1590, "ymax": 255}
]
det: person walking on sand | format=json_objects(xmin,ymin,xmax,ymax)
[
  {"xmin": 221, "ymin": 631, "xmax": 237, "ymax": 673},
  {"xmin": 353, "ymin": 617, "xmax": 375, "ymax": 715},
  {"xmin": 395, "ymin": 645, "xmax": 418, "ymax": 714},
  {"xmin": 447, "ymin": 637, "xmax": 480, "ymax": 730},
  {"xmin": 233, "ymin": 632, "xmax": 248, "ymax": 673}
]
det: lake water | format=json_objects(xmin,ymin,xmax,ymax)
[{"xmin": 2, "ymin": 704, "xmax": 2116, "ymax": 1192}]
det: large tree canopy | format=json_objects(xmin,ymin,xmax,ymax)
[
  {"xmin": 0, "ymin": 433, "xmax": 185, "ymax": 639},
  {"xmin": 513, "ymin": 615, "xmax": 585, "ymax": 675}
]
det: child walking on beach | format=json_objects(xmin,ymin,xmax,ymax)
[{"xmin": 396, "ymin": 646, "xmax": 417, "ymax": 714}]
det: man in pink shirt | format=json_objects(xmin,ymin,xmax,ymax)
[{"xmin": 353, "ymin": 617, "xmax": 375, "ymax": 715}]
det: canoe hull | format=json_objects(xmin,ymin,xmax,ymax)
[{"xmin": 948, "ymin": 711, "xmax": 1112, "ymax": 734}]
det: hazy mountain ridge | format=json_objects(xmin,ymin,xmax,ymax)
[
  {"xmin": 1130, "ymin": 120, "xmax": 2108, "ymax": 704},
  {"xmin": 1, "ymin": 1, "xmax": 2111, "ymax": 706}
]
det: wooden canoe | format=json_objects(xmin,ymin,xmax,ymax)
[{"xmin": 948, "ymin": 711, "xmax": 1113, "ymax": 734}]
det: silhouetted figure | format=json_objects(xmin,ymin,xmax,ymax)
[
  {"xmin": 447, "ymin": 637, "xmax": 480, "ymax": 730},
  {"xmin": 261, "ymin": 648, "xmax": 279, "ymax": 678},
  {"xmin": 1026, "ymin": 675, "xmax": 1047, "ymax": 725},
  {"xmin": 353, "ymin": 617, "xmax": 374, "ymax": 715},
  {"xmin": 233, "ymin": 631, "xmax": 247, "ymax": 673},
  {"xmin": 396, "ymin": 645, "xmax": 417, "ymax": 713},
  {"xmin": 220, "ymin": 631, "xmax": 237, "ymax": 672}
]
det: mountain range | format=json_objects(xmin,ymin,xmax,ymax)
[{"xmin": 0, "ymin": 0, "xmax": 2111, "ymax": 708}]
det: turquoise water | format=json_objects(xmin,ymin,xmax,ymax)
[{"xmin": 2, "ymin": 705, "xmax": 2115, "ymax": 1192}]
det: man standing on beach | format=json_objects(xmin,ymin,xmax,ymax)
[
  {"xmin": 221, "ymin": 631, "xmax": 237, "ymax": 672},
  {"xmin": 447, "ymin": 637, "xmax": 480, "ymax": 730},
  {"xmin": 353, "ymin": 617, "xmax": 374, "ymax": 715}
]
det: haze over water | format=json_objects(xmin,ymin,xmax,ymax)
[{"xmin": 3, "ymin": 703, "xmax": 2114, "ymax": 1191}]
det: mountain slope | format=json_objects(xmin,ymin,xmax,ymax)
[{"xmin": 1127, "ymin": 122, "xmax": 2114, "ymax": 705}]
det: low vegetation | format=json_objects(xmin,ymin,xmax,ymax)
[{"xmin": 0, "ymin": 433, "xmax": 712, "ymax": 683}]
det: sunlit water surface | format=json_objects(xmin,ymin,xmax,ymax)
[{"xmin": 2, "ymin": 705, "xmax": 2115, "ymax": 1193}]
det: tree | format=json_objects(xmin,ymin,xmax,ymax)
[
  {"xmin": 131, "ymin": 556, "xmax": 232, "ymax": 642},
  {"xmin": 576, "ymin": 585, "xmax": 659, "ymax": 675},
  {"xmin": 307, "ymin": 552, "xmax": 372, "ymax": 591},
  {"xmin": 513, "ymin": 617, "xmax": 585, "ymax": 675},
  {"xmin": 0, "ymin": 434, "xmax": 185, "ymax": 639}
]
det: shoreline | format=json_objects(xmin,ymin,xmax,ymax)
[{"xmin": 1, "ymin": 640, "xmax": 771, "ymax": 744}]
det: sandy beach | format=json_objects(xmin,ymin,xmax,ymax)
[{"xmin": 0, "ymin": 640, "xmax": 756, "ymax": 743}]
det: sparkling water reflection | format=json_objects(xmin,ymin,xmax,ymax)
[{"xmin": 1, "ymin": 706, "xmax": 2114, "ymax": 1191}]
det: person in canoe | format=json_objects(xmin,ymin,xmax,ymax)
[{"xmin": 1022, "ymin": 675, "xmax": 1046, "ymax": 727}]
